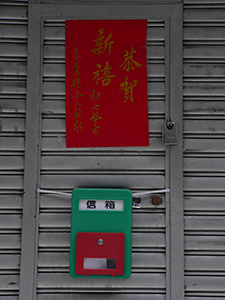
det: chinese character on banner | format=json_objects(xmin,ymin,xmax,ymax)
[{"xmin": 65, "ymin": 20, "xmax": 149, "ymax": 148}]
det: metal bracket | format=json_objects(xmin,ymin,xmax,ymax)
[{"xmin": 162, "ymin": 119, "xmax": 178, "ymax": 145}]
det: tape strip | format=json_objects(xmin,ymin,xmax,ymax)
[
  {"xmin": 132, "ymin": 189, "xmax": 170, "ymax": 197},
  {"xmin": 37, "ymin": 189, "xmax": 71, "ymax": 196},
  {"xmin": 37, "ymin": 188, "xmax": 170, "ymax": 197}
]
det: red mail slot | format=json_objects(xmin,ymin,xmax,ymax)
[{"xmin": 76, "ymin": 232, "xmax": 125, "ymax": 276}]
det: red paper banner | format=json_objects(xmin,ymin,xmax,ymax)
[{"xmin": 65, "ymin": 20, "xmax": 149, "ymax": 148}]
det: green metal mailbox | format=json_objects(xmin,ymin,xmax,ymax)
[{"xmin": 70, "ymin": 188, "xmax": 132, "ymax": 278}]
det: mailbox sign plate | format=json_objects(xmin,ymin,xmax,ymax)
[{"xmin": 79, "ymin": 199, "xmax": 124, "ymax": 211}]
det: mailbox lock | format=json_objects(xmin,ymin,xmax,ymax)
[{"xmin": 97, "ymin": 239, "xmax": 104, "ymax": 246}]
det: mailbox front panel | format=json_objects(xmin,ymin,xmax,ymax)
[
  {"xmin": 76, "ymin": 232, "xmax": 125, "ymax": 276},
  {"xmin": 70, "ymin": 188, "xmax": 132, "ymax": 278}
]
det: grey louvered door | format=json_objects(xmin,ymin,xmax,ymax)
[
  {"xmin": 0, "ymin": 1, "xmax": 27, "ymax": 299},
  {"xmin": 183, "ymin": 2, "xmax": 225, "ymax": 299},
  {"xmin": 19, "ymin": 2, "xmax": 183, "ymax": 300}
]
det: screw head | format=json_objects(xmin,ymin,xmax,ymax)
[
  {"xmin": 97, "ymin": 239, "xmax": 104, "ymax": 246},
  {"xmin": 151, "ymin": 195, "xmax": 163, "ymax": 206}
]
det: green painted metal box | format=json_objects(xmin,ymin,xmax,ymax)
[{"xmin": 70, "ymin": 188, "xmax": 132, "ymax": 278}]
